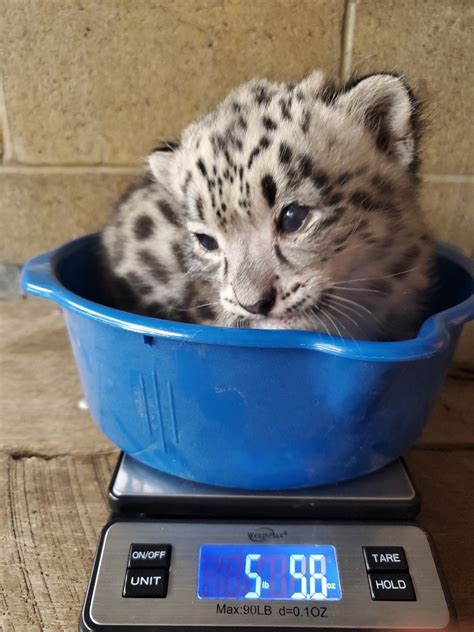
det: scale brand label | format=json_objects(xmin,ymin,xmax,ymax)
[{"xmin": 247, "ymin": 527, "xmax": 288, "ymax": 542}]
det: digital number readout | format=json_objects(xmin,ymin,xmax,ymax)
[{"xmin": 197, "ymin": 545, "xmax": 342, "ymax": 601}]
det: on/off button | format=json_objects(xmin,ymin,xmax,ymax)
[{"xmin": 128, "ymin": 544, "xmax": 172, "ymax": 568}]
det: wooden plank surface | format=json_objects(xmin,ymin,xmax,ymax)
[
  {"xmin": 0, "ymin": 453, "xmax": 118, "ymax": 631},
  {"xmin": 406, "ymin": 450, "xmax": 474, "ymax": 623},
  {"xmin": 1, "ymin": 299, "xmax": 113, "ymax": 457}
]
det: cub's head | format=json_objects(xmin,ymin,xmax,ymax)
[{"xmin": 148, "ymin": 71, "xmax": 428, "ymax": 337}]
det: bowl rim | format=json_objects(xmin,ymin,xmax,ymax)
[{"xmin": 21, "ymin": 233, "xmax": 474, "ymax": 362}]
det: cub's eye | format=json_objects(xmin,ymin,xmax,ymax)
[
  {"xmin": 278, "ymin": 204, "xmax": 311, "ymax": 234},
  {"xmin": 195, "ymin": 233, "xmax": 219, "ymax": 251}
]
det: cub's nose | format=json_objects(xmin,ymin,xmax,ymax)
[{"xmin": 239, "ymin": 287, "xmax": 277, "ymax": 316}]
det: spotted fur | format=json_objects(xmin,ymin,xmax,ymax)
[{"xmin": 101, "ymin": 70, "xmax": 434, "ymax": 340}]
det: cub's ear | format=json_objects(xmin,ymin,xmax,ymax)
[
  {"xmin": 147, "ymin": 141, "xmax": 179, "ymax": 188},
  {"xmin": 334, "ymin": 73, "xmax": 421, "ymax": 167}
]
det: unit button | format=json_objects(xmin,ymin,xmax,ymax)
[
  {"xmin": 123, "ymin": 569, "xmax": 169, "ymax": 598},
  {"xmin": 363, "ymin": 546, "xmax": 408, "ymax": 572},
  {"xmin": 128, "ymin": 544, "xmax": 172, "ymax": 568},
  {"xmin": 368, "ymin": 572, "xmax": 416, "ymax": 601}
]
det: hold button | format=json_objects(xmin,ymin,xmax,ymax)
[
  {"xmin": 128, "ymin": 543, "xmax": 172, "ymax": 568},
  {"xmin": 368, "ymin": 572, "xmax": 416, "ymax": 601}
]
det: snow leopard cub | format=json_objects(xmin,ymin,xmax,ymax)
[{"xmin": 102, "ymin": 70, "xmax": 434, "ymax": 341}]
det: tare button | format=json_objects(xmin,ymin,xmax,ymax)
[
  {"xmin": 368, "ymin": 572, "xmax": 416, "ymax": 601},
  {"xmin": 363, "ymin": 546, "xmax": 408, "ymax": 572},
  {"xmin": 123, "ymin": 569, "xmax": 169, "ymax": 598},
  {"xmin": 128, "ymin": 544, "xmax": 172, "ymax": 568}
]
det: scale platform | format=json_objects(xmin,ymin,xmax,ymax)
[
  {"xmin": 80, "ymin": 455, "xmax": 454, "ymax": 631},
  {"xmin": 109, "ymin": 453, "xmax": 419, "ymax": 520}
]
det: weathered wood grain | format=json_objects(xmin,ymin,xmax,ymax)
[
  {"xmin": 0, "ymin": 453, "xmax": 118, "ymax": 631},
  {"xmin": 1, "ymin": 299, "xmax": 113, "ymax": 457},
  {"xmin": 406, "ymin": 450, "xmax": 474, "ymax": 624}
]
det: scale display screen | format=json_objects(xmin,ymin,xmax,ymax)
[{"xmin": 197, "ymin": 544, "xmax": 342, "ymax": 601}]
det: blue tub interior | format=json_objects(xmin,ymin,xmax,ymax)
[{"xmin": 54, "ymin": 234, "xmax": 472, "ymax": 338}]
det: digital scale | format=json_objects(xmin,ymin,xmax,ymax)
[{"xmin": 80, "ymin": 454, "xmax": 454, "ymax": 631}]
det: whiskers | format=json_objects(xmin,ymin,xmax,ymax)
[
  {"xmin": 170, "ymin": 300, "xmax": 221, "ymax": 313},
  {"xmin": 302, "ymin": 272, "xmax": 396, "ymax": 342},
  {"xmin": 306, "ymin": 300, "xmax": 360, "ymax": 350},
  {"xmin": 331, "ymin": 266, "xmax": 421, "ymax": 287},
  {"xmin": 328, "ymin": 292, "xmax": 383, "ymax": 327}
]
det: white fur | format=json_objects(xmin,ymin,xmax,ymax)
[{"xmin": 104, "ymin": 71, "xmax": 433, "ymax": 341}]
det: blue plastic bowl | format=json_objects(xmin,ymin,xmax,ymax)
[{"xmin": 22, "ymin": 234, "xmax": 473, "ymax": 489}]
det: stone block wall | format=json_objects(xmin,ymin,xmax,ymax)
[{"xmin": 1, "ymin": 0, "xmax": 473, "ymax": 262}]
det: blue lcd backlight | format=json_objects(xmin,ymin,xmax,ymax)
[{"xmin": 197, "ymin": 544, "xmax": 342, "ymax": 601}]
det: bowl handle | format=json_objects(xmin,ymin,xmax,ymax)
[{"xmin": 20, "ymin": 246, "xmax": 60, "ymax": 302}]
